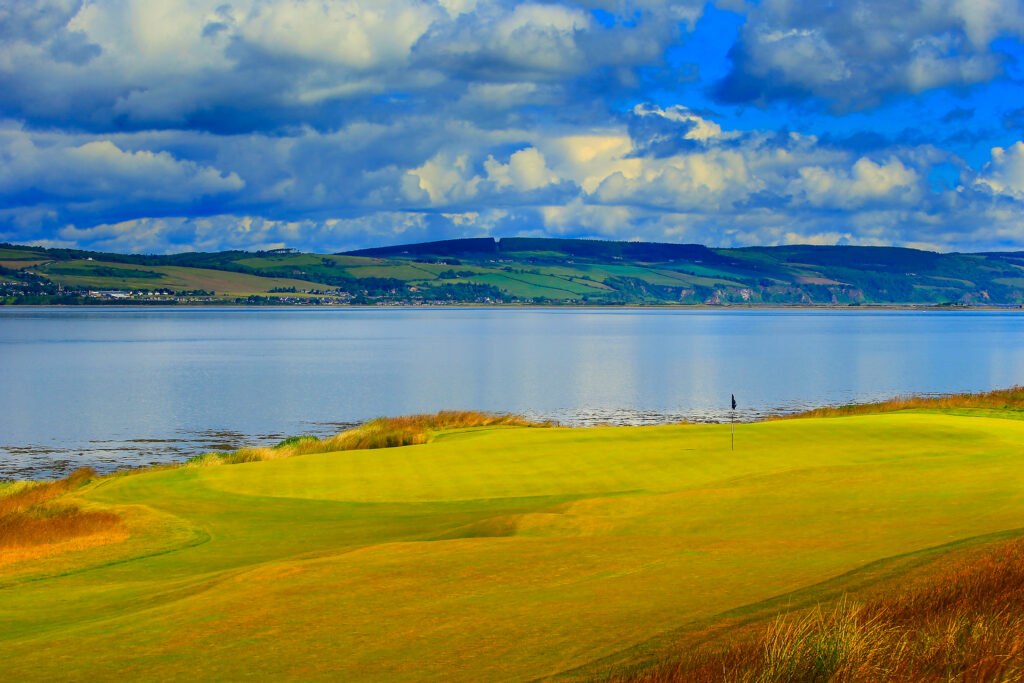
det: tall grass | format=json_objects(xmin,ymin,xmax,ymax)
[
  {"xmin": 778, "ymin": 385, "xmax": 1024, "ymax": 420},
  {"xmin": 0, "ymin": 468, "xmax": 121, "ymax": 550},
  {"xmin": 614, "ymin": 537, "xmax": 1024, "ymax": 682},
  {"xmin": 186, "ymin": 410, "xmax": 551, "ymax": 467}
]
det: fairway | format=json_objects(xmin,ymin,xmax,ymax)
[{"xmin": 2, "ymin": 412, "xmax": 1023, "ymax": 681}]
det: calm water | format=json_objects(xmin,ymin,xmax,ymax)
[{"xmin": 2, "ymin": 306, "xmax": 1023, "ymax": 478}]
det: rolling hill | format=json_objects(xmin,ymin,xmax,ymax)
[{"xmin": 4, "ymin": 238, "xmax": 1024, "ymax": 305}]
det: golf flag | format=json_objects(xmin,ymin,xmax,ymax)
[{"xmin": 730, "ymin": 394, "xmax": 736, "ymax": 450}]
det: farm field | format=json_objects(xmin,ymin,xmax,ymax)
[
  {"xmin": 2, "ymin": 408, "xmax": 1023, "ymax": 680},
  {"xmin": 7, "ymin": 238, "xmax": 1024, "ymax": 304},
  {"xmin": 36, "ymin": 260, "xmax": 323, "ymax": 294}
]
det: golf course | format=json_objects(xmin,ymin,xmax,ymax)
[{"xmin": 2, "ymin": 401, "xmax": 1023, "ymax": 681}]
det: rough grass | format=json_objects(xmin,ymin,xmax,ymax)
[
  {"xmin": 778, "ymin": 385, "xmax": 1024, "ymax": 420},
  {"xmin": 0, "ymin": 468, "xmax": 122, "ymax": 551},
  {"xmin": 0, "ymin": 480, "xmax": 37, "ymax": 498},
  {"xmin": 185, "ymin": 410, "xmax": 551, "ymax": 467},
  {"xmin": 615, "ymin": 536, "xmax": 1024, "ymax": 683}
]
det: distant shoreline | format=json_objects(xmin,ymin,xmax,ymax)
[
  {"xmin": 7, "ymin": 239, "xmax": 1024, "ymax": 307},
  {"xmin": 3, "ymin": 302, "xmax": 1022, "ymax": 311}
]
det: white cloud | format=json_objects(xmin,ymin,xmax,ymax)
[
  {"xmin": 240, "ymin": 0, "xmax": 440, "ymax": 68},
  {"xmin": 544, "ymin": 133, "xmax": 638, "ymax": 193},
  {"xmin": 418, "ymin": 1, "xmax": 593, "ymax": 79},
  {"xmin": 42, "ymin": 210, "xmax": 516, "ymax": 253},
  {"xmin": 8, "ymin": 105, "xmax": 1020, "ymax": 252},
  {"xmin": 976, "ymin": 141, "xmax": 1024, "ymax": 198},
  {"xmin": 0, "ymin": 127, "xmax": 243, "ymax": 201},
  {"xmin": 592, "ymin": 147, "xmax": 754, "ymax": 211},
  {"xmin": 484, "ymin": 147, "xmax": 558, "ymax": 190},
  {"xmin": 409, "ymin": 152, "xmax": 480, "ymax": 204},
  {"xmin": 0, "ymin": 0, "xmax": 702, "ymax": 131},
  {"xmin": 791, "ymin": 157, "xmax": 921, "ymax": 209}
]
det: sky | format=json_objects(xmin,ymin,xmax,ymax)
[{"xmin": 3, "ymin": 1, "xmax": 1024, "ymax": 254}]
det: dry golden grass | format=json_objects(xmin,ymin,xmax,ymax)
[
  {"xmin": 614, "ymin": 537, "xmax": 1024, "ymax": 683},
  {"xmin": 0, "ymin": 528, "xmax": 130, "ymax": 565},
  {"xmin": 187, "ymin": 410, "xmax": 551, "ymax": 467},
  {"xmin": 776, "ymin": 385, "xmax": 1024, "ymax": 420},
  {"xmin": 0, "ymin": 467, "xmax": 94, "ymax": 517},
  {"xmin": 0, "ymin": 467, "xmax": 122, "ymax": 552}
]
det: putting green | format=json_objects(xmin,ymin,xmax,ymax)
[{"xmin": 2, "ymin": 412, "xmax": 1023, "ymax": 681}]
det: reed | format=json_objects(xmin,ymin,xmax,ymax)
[
  {"xmin": 0, "ymin": 468, "xmax": 121, "ymax": 550},
  {"xmin": 613, "ymin": 537, "xmax": 1024, "ymax": 682},
  {"xmin": 776, "ymin": 385, "xmax": 1024, "ymax": 420},
  {"xmin": 0, "ymin": 467, "xmax": 95, "ymax": 517},
  {"xmin": 185, "ymin": 410, "xmax": 551, "ymax": 467}
]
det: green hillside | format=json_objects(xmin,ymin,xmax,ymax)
[
  {"xmin": 38, "ymin": 260, "xmax": 326, "ymax": 294},
  {"xmin": 4, "ymin": 238, "xmax": 1024, "ymax": 305},
  {"xmin": 2, "ymin": 409, "xmax": 1023, "ymax": 680}
]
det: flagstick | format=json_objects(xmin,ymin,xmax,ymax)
[{"xmin": 730, "ymin": 393, "xmax": 737, "ymax": 451}]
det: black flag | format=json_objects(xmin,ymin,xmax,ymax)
[{"xmin": 730, "ymin": 394, "xmax": 736, "ymax": 450}]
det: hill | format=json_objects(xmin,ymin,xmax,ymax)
[
  {"xmin": 4, "ymin": 238, "xmax": 1024, "ymax": 305},
  {"xmin": 2, "ymin": 404, "xmax": 1023, "ymax": 680}
]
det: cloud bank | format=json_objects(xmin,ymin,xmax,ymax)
[{"xmin": 2, "ymin": 0, "xmax": 1024, "ymax": 253}]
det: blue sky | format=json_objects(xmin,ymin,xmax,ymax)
[{"xmin": 3, "ymin": 0, "xmax": 1024, "ymax": 254}]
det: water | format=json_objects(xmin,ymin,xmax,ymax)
[{"xmin": 2, "ymin": 306, "xmax": 1023, "ymax": 479}]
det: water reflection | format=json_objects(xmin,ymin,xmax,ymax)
[{"xmin": 2, "ymin": 307, "xmax": 1023, "ymax": 478}]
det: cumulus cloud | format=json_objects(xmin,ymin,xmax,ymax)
[
  {"xmin": 789, "ymin": 157, "xmax": 921, "ymax": 209},
  {"xmin": 410, "ymin": 152, "xmax": 481, "ymax": 204},
  {"xmin": 717, "ymin": 0, "xmax": 1024, "ymax": 110},
  {"xmin": 5, "ymin": 101, "xmax": 1024, "ymax": 253},
  {"xmin": 0, "ymin": 127, "xmax": 243, "ymax": 202},
  {"xmin": 975, "ymin": 141, "xmax": 1024, "ymax": 197},
  {"xmin": 240, "ymin": 0, "xmax": 439, "ymax": 68},
  {"xmin": 484, "ymin": 147, "xmax": 559, "ymax": 190},
  {"xmin": 2, "ymin": 1, "xmax": 1024, "ymax": 253},
  {"xmin": 416, "ymin": 1, "xmax": 597, "ymax": 80},
  {"xmin": 0, "ymin": 0, "xmax": 703, "ymax": 133},
  {"xmin": 33, "ymin": 210, "xmax": 518, "ymax": 254}
]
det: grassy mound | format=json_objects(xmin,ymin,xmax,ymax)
[
  {"xmin": 780, "ymin": 385, "xmax": 1024, "ymax": 419},
  {"xmin": 186, "ymin": 410, "xmax": 549, "ymax": 466}
]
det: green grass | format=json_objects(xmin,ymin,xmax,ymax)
[
  {"xmin": 231, "ymin": 254, "xmax": 379, "ymax": 270},
  {"xmin": 0, "ymin": 247, "xmax": 47, "ymax": 260},
  {"xmin": 2, "ymin": 411, "xmax": 1024, "ymax": 680},
  {"xmin": 36, "ymin": 260, "xmax": 324, "ymax": 293},
  {"xmin": 483, "ymin": 271, "xmax": 607, "ymax": 296},
  {"xmin": 597, "ymin": 263, "xmax": 746, "ymax": 288},
  {"xmin": 0, "ymin": 259, "xmax": 50, "ymax": 270},
  {"xmin": 343, "ymin": 264, "xmax": 442, "ymax": 280},
  {"xmin": 424, "ymin": 271, "xmax": 589, "ymax": 299}
]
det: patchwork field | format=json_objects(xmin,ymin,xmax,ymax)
[
  {"xmin": 2, "ymin": 410, "xmax": 1023, "ymax": 680},
  {"xmin": 36, "ymin": 260, "xmax": 322, "ymax": 294},
  {"xmin": 9, "ymin": 238, "xmax": 1024, "ymax": 304}
]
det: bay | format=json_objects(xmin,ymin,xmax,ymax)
[{"xmin": 2, "ymin": 306, "xmax": 1023, "ymax": 478}]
